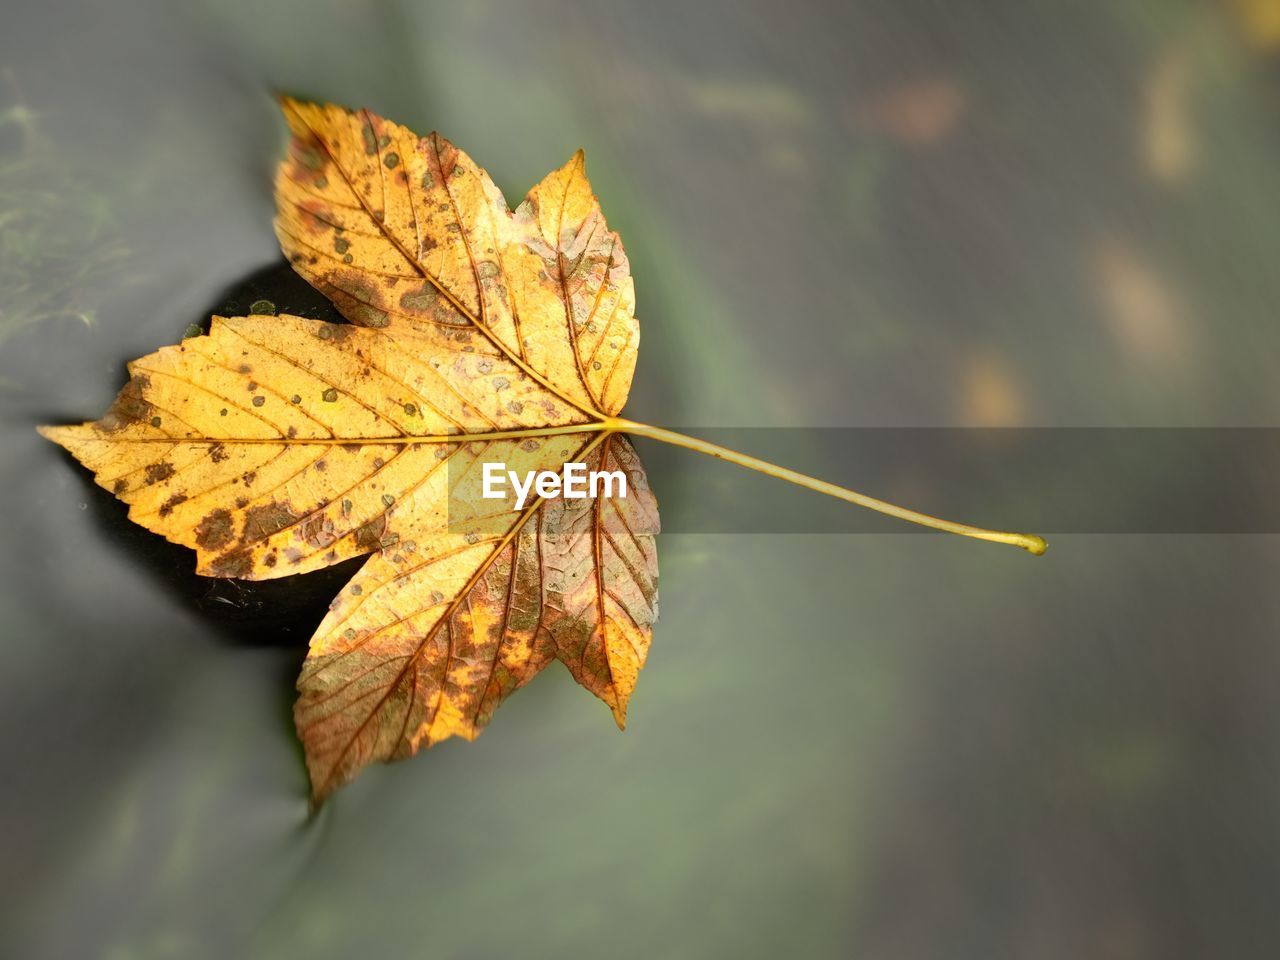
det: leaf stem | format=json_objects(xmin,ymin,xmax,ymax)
[{"xmin": 608, "ymin": 418, "xmax": 1046, "ymax": 556}]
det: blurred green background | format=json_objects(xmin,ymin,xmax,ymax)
[{"xmin": 4, "ymin": 0, "xmax": 1280, "ymax": 957}]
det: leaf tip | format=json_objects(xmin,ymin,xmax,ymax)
[
  {"xmin": 275, "ymin": 93, "xmax": 321, "ymax": 132},
  {"xmin": 275, "ymin": 91, "xmax": 306, "ymax": 112},
  {"xmin": 36, "ymin": 424, "xmax": 72, "ymax": 449},
  {"xmin": 306, "ymin": 787, "xmax": 334, "ymax": 816},
  {"xmin": 303, "ymin": 754, "xmax": 344, "ymax": 809}
]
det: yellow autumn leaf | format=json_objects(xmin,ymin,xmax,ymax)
[{"xmin": 42, "ymin": 98, "xmax": 1043, "ymax": 804}]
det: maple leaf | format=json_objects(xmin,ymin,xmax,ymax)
[{"xmin": 40, "ymin": 98, "xmax": 1044, "ymax": 804}]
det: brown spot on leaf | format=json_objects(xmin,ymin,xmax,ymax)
[
  {"xmin": 297, "ymin": 201, "xmax": 333, "ymax": 233},
  {"xmin": 158, "ymin": 493, "xmax": 188, "ymax": 517},
  {"xmin": 301, "ymin": 514, "xmax": 337, "ymax": 548},
  {"xmin": 97, "ymin": 375, "xmax": 154, "ymax": 433},
  {"xmin": 433, "ymin": 135, "xmax": 459, "ymax": 180},
  {"xmin": 144, "ymin": 462, "xmax": 175, "ymax": 485},
  {"xmin": 293, "ymin": 140, "xmax": 325, "ymax": 172},
  {"xmin": 332, "ymin": 276, "xmax": 389, "ymax": 327},
  {"xmin": 242, "ymin": 500, "xmax": 296, "ymax": 543},
  {"xmin": 210, "ymin": 548, "xmax": 254, "ymax": 579},
  {"xmin": 353, "ymin": 516, "xmax": 389, "ymax": 551},
  {"xmin": 315, "ymin": 323, "xmax": 353, "ymax": 343},
  {"xmin": 195, "ymin": 509, "xmax": 234, "ymax": 551}
]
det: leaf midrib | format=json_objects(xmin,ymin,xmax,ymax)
[{"xmin": 76, "ymin": 422, "xmax": 616, "ymax": 445}]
